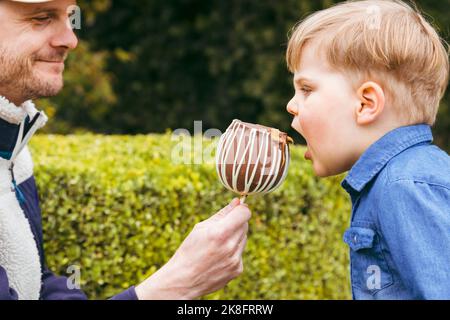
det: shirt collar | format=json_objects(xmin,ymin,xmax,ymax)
[{"xmin": 341, "ymin": 124, "xmax": 433, "ymax": 194}]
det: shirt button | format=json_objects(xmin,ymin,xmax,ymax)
[{"xmin": 353, "ymin": 234, "xmax": 358, "ymax": 244}]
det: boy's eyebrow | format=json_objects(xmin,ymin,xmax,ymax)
[{"xmin": 293, "ymin": 75, "xmax": 314, "ymax": 85}]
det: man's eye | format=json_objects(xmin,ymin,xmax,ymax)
[{"xmin": 32, "ymin": 16, "xmax": 51, "ymax": 23}]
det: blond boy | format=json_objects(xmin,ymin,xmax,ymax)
[{"xmin": 286, "ymin": 0, "xmax": 449, "ymax": 299}]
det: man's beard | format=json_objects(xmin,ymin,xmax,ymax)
[{"xmin": 0, "ymin": 47, "xmax": 67, "ymax": 102}]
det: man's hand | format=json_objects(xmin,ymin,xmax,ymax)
[{"xmin": 135, "ymin": 198, "xmax": 251, "ymax": 300}]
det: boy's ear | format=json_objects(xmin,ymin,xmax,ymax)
[{"xmin": 355, "ymin": 81, "xmax": 385, "ymax": 125}]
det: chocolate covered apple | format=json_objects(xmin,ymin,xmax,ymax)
[{"xmin": 216, "ymin": 119, "xmax": 293, "ymax": 201}]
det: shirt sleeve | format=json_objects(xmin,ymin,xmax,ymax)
[
  {"xmin": 109, "ymin": 286, "xmax": 139, "ymax": 300},
  {"xmin": 40, "ymin": 267, "xmax": 139, "ymax": 300},
  {"xmin": 377, "ymin": 179, "xmax": 450, "ymax": 299},
  {"xmin": 0, "ymin": 265, "xmax": 19, "ymax": 300},
  {"xmin": 40, "ymin": 267, "xmax": 88, "ymax": 300}
]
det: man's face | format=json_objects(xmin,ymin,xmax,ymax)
[
  {"xmin": 0, "ymin": 0, "xmax": 78, "ymax": 104},
  {"xmin": 286, "ymin": 42, "xmax": 361, "ymax": 177}
]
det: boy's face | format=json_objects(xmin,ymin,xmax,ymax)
[{"xmin": 286, "ymin": 43, "xmax": 361, "ymax": 177}]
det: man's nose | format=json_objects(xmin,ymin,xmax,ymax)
[
  {"xmin": 286, "ymin": 97, "xmax": 299, "ymax": 116},
  {"xmin": 50, "ymin": 21, "xmax": 78, "ymax": 50}
]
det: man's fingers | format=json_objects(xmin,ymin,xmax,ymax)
[
  {"xmin": 209, "ymin": 198, "xmax": 240, "ymax": 221},
  {"xmin": 229, "ymin": 223, "xmax": 248, "ymax": 256},
  {"xmin": 230, "ymin": 222, "xmax": 248, "ymax": 248},
  {"xmin": 236, "ymin": 233, "xmax": 248, "ymax": 257},
  {"xmin": 229, "ymin": 232, "xmax": 247, "ymax": 269},
  {"xmin": 220, "ymin": 205, "xmax": 252, "ymax": 235}
]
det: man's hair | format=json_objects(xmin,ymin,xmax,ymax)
[{"xmin": 286, "ymin": 0, "xmax": 449, "ymax": 125}]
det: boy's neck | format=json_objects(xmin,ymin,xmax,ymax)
[{"xmin": 353, "ymin": 121, "xmax": 408, "ymax": 166}]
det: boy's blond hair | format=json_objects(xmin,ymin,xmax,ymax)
[{"xmin": 286, "ymin": 0, "xmax": 449, "ymax": 125}]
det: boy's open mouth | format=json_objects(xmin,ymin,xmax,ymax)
[
  {"xmin": 304, "ymin": 146, "xmax": 312, "ymax": 160},
  {"xmin": 305, "ymin": 147, "xmax": 312, "ymax": 160}
]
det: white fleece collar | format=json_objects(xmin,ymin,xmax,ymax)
[
  {"xmin": 0, "ymin": 149, "xmax": 42, "ymax": 300},
  {"xmin": 0, "ymin": 96, "xmax": 48, "ymax": 128},
  {"xmin": 0, "ymin": 96, "xmax": 46, "ymax": 299}
]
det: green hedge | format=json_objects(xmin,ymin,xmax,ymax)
[{"xmin": 29, "ymin": 134, "xmax": 351, "ymax": 300}]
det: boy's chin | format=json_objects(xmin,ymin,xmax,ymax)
[
  {"xmin": 312, "ymin": 162, "xmax": 343, "ymax": 178},
  {"xmin": 313, "ymin": 168, "xmax": 332, "ymax": 178}
]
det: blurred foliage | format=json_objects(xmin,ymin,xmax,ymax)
[
  {"xmin": 30, "ymin": 134, "xmax": 351, "ymax": 300},
  {"xmin": 37, "ymin": 0, "xmax": 449, "ymax": 150},
  {"xmin": 39, "ymin": 40, "xmax": 116, "ymax": 134}
]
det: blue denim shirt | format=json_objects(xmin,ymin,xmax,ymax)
[{"xmin": 341, "ymin": 124, "xmax": 450, "ymax": 300}]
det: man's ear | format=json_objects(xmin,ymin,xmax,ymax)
[{"xmin": 355, "ymin": 81, "xmax": 385, "ymax": 125}]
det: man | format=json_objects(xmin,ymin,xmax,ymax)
[{"xmin": 0, "ymin": 0, "xmax": 251, "ymax": 300}]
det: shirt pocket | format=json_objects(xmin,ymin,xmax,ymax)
[{"xmin": 344, "ymin": 226, "xmax": 394, "ymax": 293}]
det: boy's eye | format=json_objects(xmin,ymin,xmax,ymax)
[{"xmin": 301, "ymin": 87, "xmax": 312, "ymax": 95}]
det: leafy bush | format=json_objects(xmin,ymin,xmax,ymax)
[{"xmin": 29, "ymin": 134, "xmax": 351, "ymax": 299}]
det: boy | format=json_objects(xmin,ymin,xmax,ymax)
[{"xmin": 285, "ymin": 0, "xmax": 449, "ymax": 299}]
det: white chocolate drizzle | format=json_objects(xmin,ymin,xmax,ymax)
[{"xmin": 216, "ymin": 119, "xmax": 290, "ymax": 196}]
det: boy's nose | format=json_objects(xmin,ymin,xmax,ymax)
[{"xmin": 286, "ymin": 97, "xmax": 299, "ymax": 116}]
